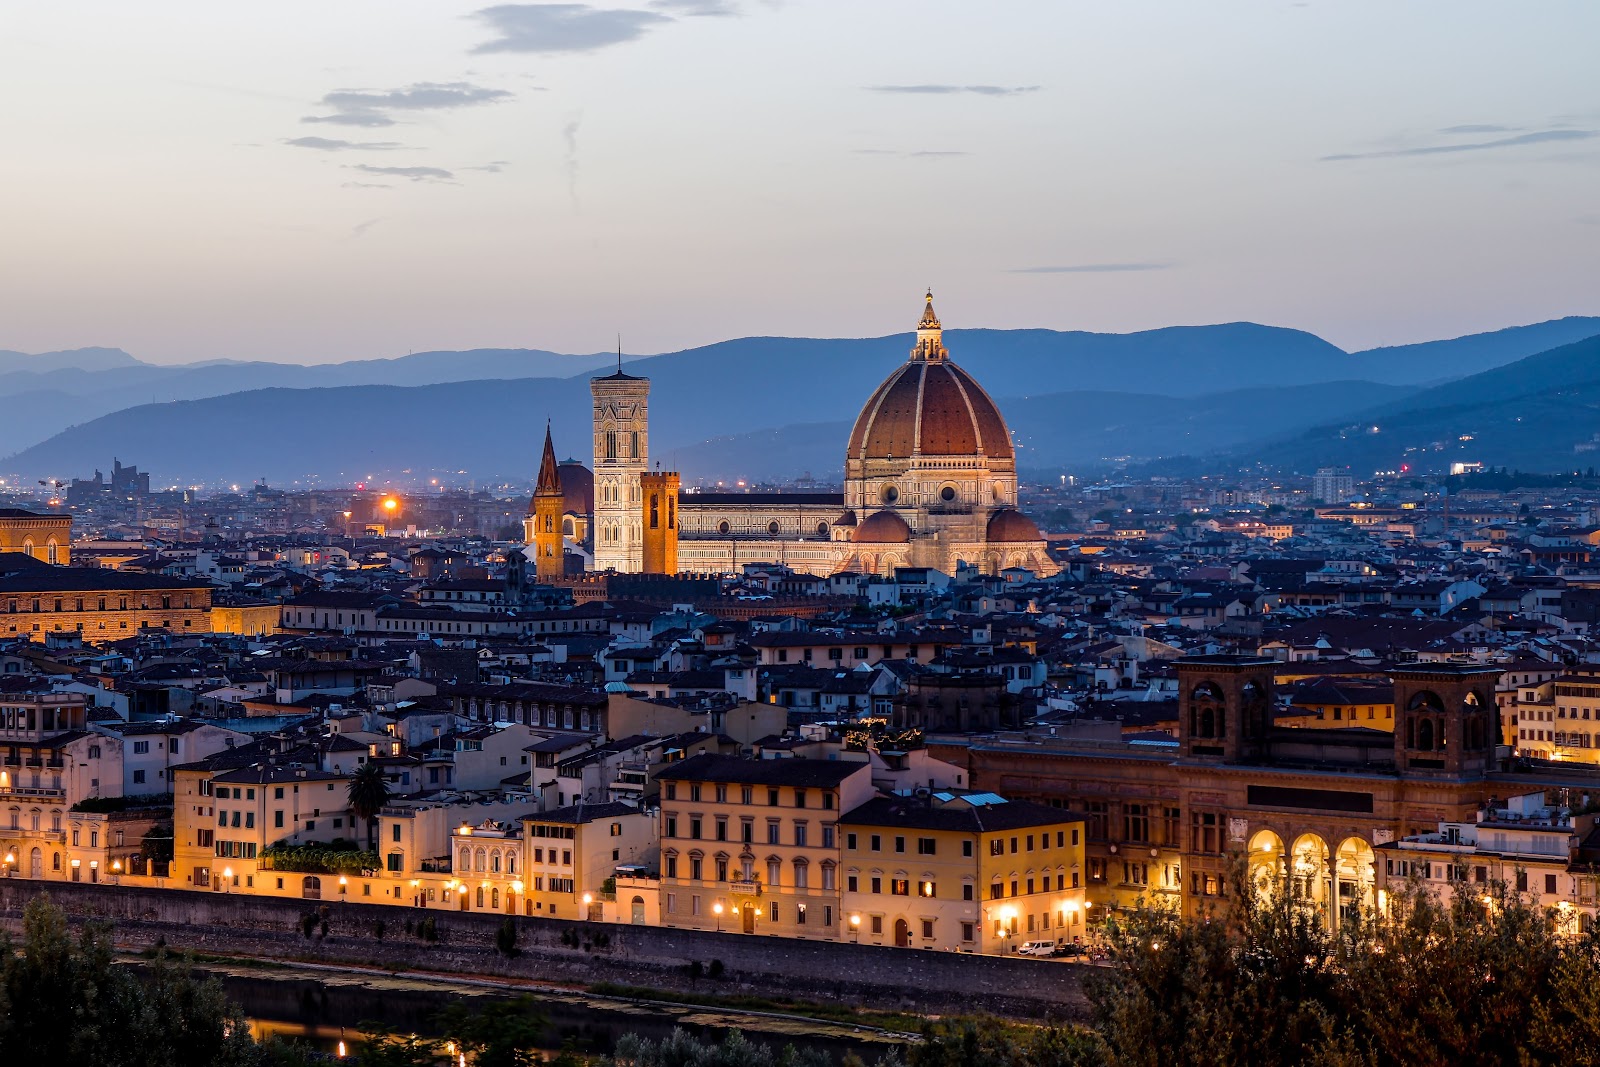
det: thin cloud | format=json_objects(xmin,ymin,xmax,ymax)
[
  {"xmin": 563, "ymin": 114, "xmax": 583, "ymax": 211},
  {"xmin": 303, "ymin": 112, "xmax": 396, "ymax": 128},
  {"xmin": 303, "ymin": 81, "xmax": 512, "ymax": 129},
  {"xmin": 283, "ymin": 136, "xmax": 405, "ymax": 151},
  {"xmin": 322, "ymin": 82, "xmax": 513, "ymax": 111},
  {"xmin": 1322, "ymin": 128, "xmax": 1595, "ymax": 161},
  {"xmin": 1009, "ymin": 263, "xmax": 1173, "ymax": 274},
  {"xmin": 466, "ymin": 160, "xmax": 513, "ymax": 172},
  {"xmin": 651, "ymin": 0, "xmax": 739, "ymax": 13},
  {"xmin": 1439, "ymin": 124, "xmax": 1520, "ymax": 134},
  {"xmin": 351, "ymin": 164, "xmax": 455, "ymax": 182},
  {"xmin": 853, "ymin": 148, "xmax": 969, "ymax": 158},
  {"xmin": 869, "ymin": 84, "xmax": 1040, "ymax": 97},
  {"xmin": 350, "ymin": 218, "xmax": 384, "ymax": 238},
  {"xmin": 341, "ymin": 182, "xmax": 395, "ymax": 189},
  {"xmin": 471, "ymin": 4, "xmax": 672, "ymax": 54}
]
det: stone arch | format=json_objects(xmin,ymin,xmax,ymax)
[
  {"xmin": 1191, "ymin": 681, "xmax": 1226, "ymax": 739},
  {"xmin": 1334, "ymin": 837, "xmax": 1375, "ymax": 926},
  {"xmin": 1247, "ymin": 829, "xmax": 1285, "ymax": 902},
  {"xmin": 1290, "ymin": 833, "xmax": 1331, "ymax": 913}
]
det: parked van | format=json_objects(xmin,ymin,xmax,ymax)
[{"xmin": 1017, "ymin": 940, "xmax": 1057, "ymax": 956}]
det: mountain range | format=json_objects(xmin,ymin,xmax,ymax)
[{"xmin": 4, "ymin": 316, "xmax": 1599, "ymax": 485}]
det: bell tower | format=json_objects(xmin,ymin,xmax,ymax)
[
  {"xmin": 529, "ymin": 424, "xmax": 565, "ymax": 582},
  {"xmin": 1177, "ymin": 655, "xmax": 1277, "ymax": 762},
  {"xmin": 1390, "ymin": 663, "xmax": 1501, "ymax": 779},
  {"xmin": 591, "ymin": 349, "xmax": 649, "ymax": 573}
]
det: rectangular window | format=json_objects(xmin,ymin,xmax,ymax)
[
  {"xmin": 891, "ymin": 878, "xmax": 910, "ymax": 896},
  {"xmin": 917, "ymin": 837, "xmax": 936, "ymax": 856},
  {"xmin": 847, "ymin": 833, "xmax": 857, "ymax": 851}
]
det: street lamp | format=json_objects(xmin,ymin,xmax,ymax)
[
  {"xmin": 713, "ymin": 901, "xmax": 723, "ymax": 932},
  {"xmin": 582, "ymin": 891, "xmax": 593, "ymax": 919},
  {"xmin": 222, "ymin": 866, "xmax": 233, "ymax": 893},
  {"xmin": 849, "ymin": 913, "xmax": 861, "ymax": 942},
  {"xmin": 3, "ymin": 852, "xmax": 14, "ymax": 878}
]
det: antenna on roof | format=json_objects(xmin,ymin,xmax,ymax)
[{"xmin": 616, "ymin": 334, "xmax": 622, "ymax": 375}]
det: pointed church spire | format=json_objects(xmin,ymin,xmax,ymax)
[
  {"xmin": 919, "ymin": 289, "xmax": 940, "ymax": 330},
  {"xmin": 535, "ymin": 421, "xmax": 562, "ymax": 494}
]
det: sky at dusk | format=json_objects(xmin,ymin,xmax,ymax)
[{"xmin": 2, "ymin": 2, "xmax": 1598, "ymax": 364}]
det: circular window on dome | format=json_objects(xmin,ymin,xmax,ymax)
[
  {"xmin": 767, "ymin": 521, "xmax": 781, "ymax": 536},
  {"xmin": 717, "ymin": 520, "xmax": 731, "ymax": 535},
  {"xmin": 881, "ymin": 484, "xmax": 900, "ymax": 505},
  {"xmin": 940, "ymin": 486, "xmax": 957, "ymax": 503},
  {"xmin": 992, "ymin": 481, "xmax": 1006, "ymax": 503},
  {"xmin": 816, "ymin": 521, "xmax": 828, "ymax": 537}
]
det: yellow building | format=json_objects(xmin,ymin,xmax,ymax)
[
  {"xmin": 1276, "ymin": 678, "xmax": 1395, "ymax": 731},
  {"xmin": 210, "ymin": 601, "xmax": 281, "ymax": 637},
  {"xmin": 448, "ymin": 802, "xmax": 656, "ymax": 919},
  {"xmin": 0, "ymin": 508, "xmax": 71, "ymax": 564},
  {"xmin": 1514, "ymin": 674, "xmax": 1600, "ymax": 763},
  {"xmin": 171, "ymin": 762, "xmax": 354, "ymax": 892},
  {"xmin": 0, "ymin": 569, "xmax": 213, "ymax": 643},
  {"xmin": 656, "ymin": 754, "xmax": 877, "ymax": 939},
  {"xmin": 839, "ymin": 792, "xmax": 1087, "ymax": 954}
]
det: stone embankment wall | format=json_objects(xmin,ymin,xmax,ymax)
[{"xmin": 0, "ymin": 881, "xmax": 1089, "ymax": 1021}]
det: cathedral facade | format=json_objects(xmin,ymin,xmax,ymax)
[{"xmin": 530, "ymin": 294, "xmax": 1056, "ymax": 578}]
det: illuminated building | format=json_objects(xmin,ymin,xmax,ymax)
[
  {"xmin": 0, "ymin": 508, "xmax": 71, "ymax": 565},
  {"xmin": 582, "ymin": 293, "xmax": 1056, "ymax": 577},
  {"xmin": 0, "ymin": 561, "xmax": 213, "ymax": 643}
]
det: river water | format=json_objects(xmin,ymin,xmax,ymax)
[{"xmin": 185, "ymin": 961, "xmax": 908, "ymax": 1063}]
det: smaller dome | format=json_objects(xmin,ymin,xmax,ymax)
[
  {"xmin": 855, "ymin": 510, "xmax": 912, "ymax": 544},
  {"xmin": 987, "ymin": 509, "xmax": 1042, "ymax": 543}
]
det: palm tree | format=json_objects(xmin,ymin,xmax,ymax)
[{"xmin": 347, "ymin": 761, "xmax": 391, "ymax": 853}]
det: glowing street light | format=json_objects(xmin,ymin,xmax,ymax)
[{"xmin": 713, "ymin": 901, "xmax": 723, "ymax": 932}]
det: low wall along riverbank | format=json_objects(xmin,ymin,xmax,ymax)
[{"xmin": 0, "ymin": 880, "xmax": 1089, "ymax": 1021}]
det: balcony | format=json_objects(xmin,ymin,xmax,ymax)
[
  {"xmin": 728, "ymin": 878, "xmax": 762, "ymax": 895},
  {"xmin": 0, "ymin": 785, "xmax": 66, "ymax": 800}
]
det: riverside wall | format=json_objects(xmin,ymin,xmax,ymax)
[{"xmin": 0, "ymin": 880, "xmax": 1089, "ymax": 1021}]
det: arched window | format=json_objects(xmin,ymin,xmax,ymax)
[
  {"xmin": 491, "ymin": 850, "xmax": 502, "ymax": 873},
  {"xmin": 1417, "ymin": 718, "xmax": 1435, "ymax": 751}
]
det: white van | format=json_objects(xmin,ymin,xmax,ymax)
[{"xmin": 1017, "ymin": 940, "xmax": 1057, "ymax": 956}]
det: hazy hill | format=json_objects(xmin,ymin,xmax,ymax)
[
  {"xmin": 1345, "ymin": 317, "xmax": 1600, "ymax": 384},
  {"xmin": 7, "ymin": 317, "xmax": 1600, "ymax": 482},
  {"xmin": 1216, "ymin": 335, "xmax": 1600, "ymax": 474},
  {"xmin": 5, "ymin": 376, "xmax": 1418, "ymax": 485},
  {"xmin": 0, "ymin": 347, "xmax": 145, "ymax": 374}
]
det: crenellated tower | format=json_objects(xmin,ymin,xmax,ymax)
[{"xmin": 640, "ymin": 469, "xmax": 680, "ymax": 575}]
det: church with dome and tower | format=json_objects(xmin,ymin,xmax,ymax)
[{"xmin": 526, "ymin": 292, "xmax": 1056, "ymax": 578}]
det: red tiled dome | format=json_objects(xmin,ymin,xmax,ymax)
[
  {"xmin": 986, "ymin": 509, "xmax": 1042, "ymax": 542},
  {"xmin": 854, "ymin": 509, "xmax": 912, "ymax": 543},
  {"xmin": 846, "ymin": 295, "xmax": 1014, "ymax": 464}
]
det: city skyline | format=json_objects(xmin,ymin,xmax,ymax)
[{"xmin": 3, "ymin": 1, "xmax": 1599, "ymax": 364}]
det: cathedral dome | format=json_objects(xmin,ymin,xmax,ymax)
[
  {"xmin": 854, "ymin": 509, "xmax": 913, "ymax": 543},
  {"xmin": 845, "ymin": 293, "xmax": 1014, "ymax": 464},
  {"xmin": 986, "ymin": 508, "xmax": 1042, "ymax": 543}
]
